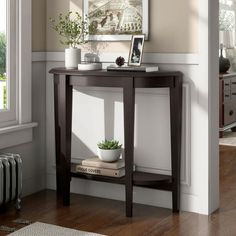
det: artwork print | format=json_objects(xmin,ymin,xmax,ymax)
[{"xmin": 84, "ymin": 0, "xmax": 149, "ymax": 40}]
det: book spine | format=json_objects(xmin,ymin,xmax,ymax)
[{"xmin": 75, "ymin": 165, "xmax": 125, "ymax": 177}]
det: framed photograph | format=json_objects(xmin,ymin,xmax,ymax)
[
  {"xmin": 128, "ymin": 35, "xmax": 145, "ymax": 66},
  {"xmin": 83, "ymin": 0, "xmax": 149, "ymax": 41}
]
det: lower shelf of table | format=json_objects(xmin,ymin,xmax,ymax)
[{"xmin": 71, "ymin": 164, "xmax": 173, "ymax": 191}]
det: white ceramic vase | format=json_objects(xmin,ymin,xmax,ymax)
[
  {"xmin": 97, "ymin": 148, "xmax": 122, "ymax": 162},
  {"xmin": 65, "ymin": 48, "xmax": 81, "ymax": 69}
]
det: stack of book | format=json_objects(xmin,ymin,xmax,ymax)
[{"xmin": 75, "ymin": 157, "xmax": 126, "ymax": 178}]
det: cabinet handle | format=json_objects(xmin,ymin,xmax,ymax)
[
  {"xmin": 232, "ymin": 82, "xmax": 236, "ymax": 84},
  {"xmin": 229, "ymin": 110, "xmax": 234, "ymax": 116},
  {"xmin": 225, "ymin": 83, "xmax": 230, "ymax": 86},
  {"xmin": 225, "ymin": 95, "xmax": 230, "ymax": 97},
  {"xmin": 232, "ymin": 93, "xmax": 236, "ymax": 96}
]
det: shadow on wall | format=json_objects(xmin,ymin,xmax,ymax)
[
  {"xmin": 72, "ymin": 133, "xmax": 96, "ymax": 158},
  {"xmin": 71, "ymin": 87, "xmax": 122, "ymax": 159},
  {"xmin": 71, "ymin": 87, "xmax": 171, "ymax": 170},
  {"xmin": 82, "ymin": 42, "xmax": 109, "ymax": 59}
]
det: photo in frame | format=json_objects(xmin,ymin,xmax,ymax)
[
  {"xmin": 128, "ymin": 35, "xmax": 145, "ymax": 66},
  {"xmin": 83, "ymin": 0, "xmax": 149, "ymax": 41}
]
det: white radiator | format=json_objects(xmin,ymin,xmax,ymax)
[{"xmin": 0, "ymin": 153, "xmax": 22, "ymax": 210}]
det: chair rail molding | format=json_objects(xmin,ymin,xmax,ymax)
[{"xmin": 32, "ymin": 52, "xmax": 199, "ymax": 65}]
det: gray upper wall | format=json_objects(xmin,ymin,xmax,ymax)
[{"xmin": 32, "ymin": 0, "xmax": 198, "ymax": 53}]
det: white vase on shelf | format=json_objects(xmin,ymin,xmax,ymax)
[{"xmin": 65, "ymin": 48, "xmax": 81, "ymax": 69}]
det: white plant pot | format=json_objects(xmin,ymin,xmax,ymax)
[
  {"xmin": 97, "ymin": 148, "xmax": 122, "ymax": 162},
  {"xmin": 65, "ymin": 48, "xmax": 81, "ymax": 69}
]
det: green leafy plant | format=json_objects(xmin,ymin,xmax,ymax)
[
  {"xmin": 3, "ymin": 84, "xmax": 6, "ymax": 109},
  {"xmin": 97, "ymin": 139, "xmax": 122, "ymax": 150},
  {"xmin": 0, "ymin": 33, "xmax": 6, "ymax": 76},
  {"xmin": 50, "ymin": 11, "xmax": 89, "ymax": 48},
  {"xmin": 0, "ymin": 74, "xmax": 7, "ymax": 109}
]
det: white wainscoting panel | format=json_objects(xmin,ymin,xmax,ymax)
[{"xmin": 43, "ymin": 53, "xmax": 203, "ymax": 213}]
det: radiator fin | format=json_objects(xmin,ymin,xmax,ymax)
[{"xmin": 0, "ymin": 154, "xmax": 22, "ymax": 209}]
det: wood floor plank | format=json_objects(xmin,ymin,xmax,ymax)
[{"xmin": 0, "ymin": 145, "xmax": 236, "ymax": 236}]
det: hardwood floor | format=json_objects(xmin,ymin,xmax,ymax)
[{"xmin": 0, "ymin": 145, "xmax": 236, "ymax": 236}]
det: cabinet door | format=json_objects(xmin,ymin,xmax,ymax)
[
  {"xmin": 224, "ymin": 79, "xmax": 231, "ymax": 91},
  {"xmin": 224, "ymin": 90, "xmax": 231, "ymax": 102},
  {"xmin": 220, "ymin": 76, "xmax": 236, "ymax": 127},
  {"xmin": 231, "ymin": 77, "xmax": 236, "ymax": 92},
  {"xmin": 224, "ymin": 103, "xmax": 236, "ymax": 125}
]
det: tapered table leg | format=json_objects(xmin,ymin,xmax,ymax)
[
  {"xmin": 54, "ymin": 74, "xmax": 73, "ymax": 205},
  {"xmin": 170, "ymin": 76, "xmax": 182, "ymax": 212},
  {"xmin": 123, "ymin": 78, "xmax": 135, "ymax": 217},
  {"xmin": 54, "ymin": 75, "xmax": 62, "ymax": 196}
]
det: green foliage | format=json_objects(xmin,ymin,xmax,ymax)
[
  {"xmin": 0, "ymin": 33, "xmax": 6, "ymax": 76},
  {"xmin": 3, "ymin": 84, "xmax": 6, "ymax": 109},
  {"xmin": 0, "ymin": 74, "xmax": 6, "ymax": 81},
  {"xmin": 0, "ymin": 33, "xmax": 7, "ymax": 109},
  {"xmin": 50, "ymin": 11, "xmax": 89, "ymax": 48},
  {"xmin": 97, "ymin": 139, "xmax": 122, "ymax": 150},
  {"xmin": 0, "ymin": 74, "xmax": 7, "ymax": 109}
]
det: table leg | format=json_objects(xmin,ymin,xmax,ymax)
[
  {"xmin": 54, "ymin": 75, "xmax": 62, "ymax": 196},
  {"xmin": 170, "ymin": 76, "xmax": 182, "ymax": 212},
  {"xmin": 123, "ymin": 78, "xmax": 135, "ymax": 217},
  {"xmin": 55, "ymin": 75, "xmax": 73, "ymax": 205}
]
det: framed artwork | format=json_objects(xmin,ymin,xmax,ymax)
[
  {"xmin": 128, "ymin": 35, "xmax": 145, "ymax": 66},
  {"xmin": 83, "ymin": 0, "xmax": 149, "ymax": 41}
]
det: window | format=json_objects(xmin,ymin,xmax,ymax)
[
  {"xmin": 0, "ymin": 0, "xmax": 7, "ymax": 110},
  {"xmin": 0, "ymin": 0, "xmax": 17, "ymax": 126},
  {"xmin": 0, "ymin": 0, "xmax": 37, "ymax": 149},
  {"xmin": 219, "ymin": 0, "xmax": 236, "ymax": 48},
  {"xmin": 219, "ymin": 9, "xmax": 235, "ymax": 31},
  {"xmin": 219, "ymin": 1, "xmax": 235, "ymax": 32}
]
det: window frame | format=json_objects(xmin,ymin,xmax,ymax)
[
  {"xmin": 0, "ymin": 0, "xmax": 17, "ymax": 126},
  {"xmin": 0, "ymin": 0, "xmax": 37, "ymax": 149}
]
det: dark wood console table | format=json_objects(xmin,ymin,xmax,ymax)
[{"xmin": 49, "ymin": 68, "xmax": 183, "ymax": 217}]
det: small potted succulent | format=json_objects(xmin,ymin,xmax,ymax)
[
  {"xmin": 50, "ymin": 11, "xmax": 89, "ymax": 69},
  {"xmin": 97, "ymin": 139, "xmax": 122, "ymax": 162}
]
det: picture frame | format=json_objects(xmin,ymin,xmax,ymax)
[
  {"xmin": 128, "ymin": 35, "xmax": 145, "ymax": 66},
  {"xmin": 83, "ymin": 0, "xmax": 149, "ymax": 41}
]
